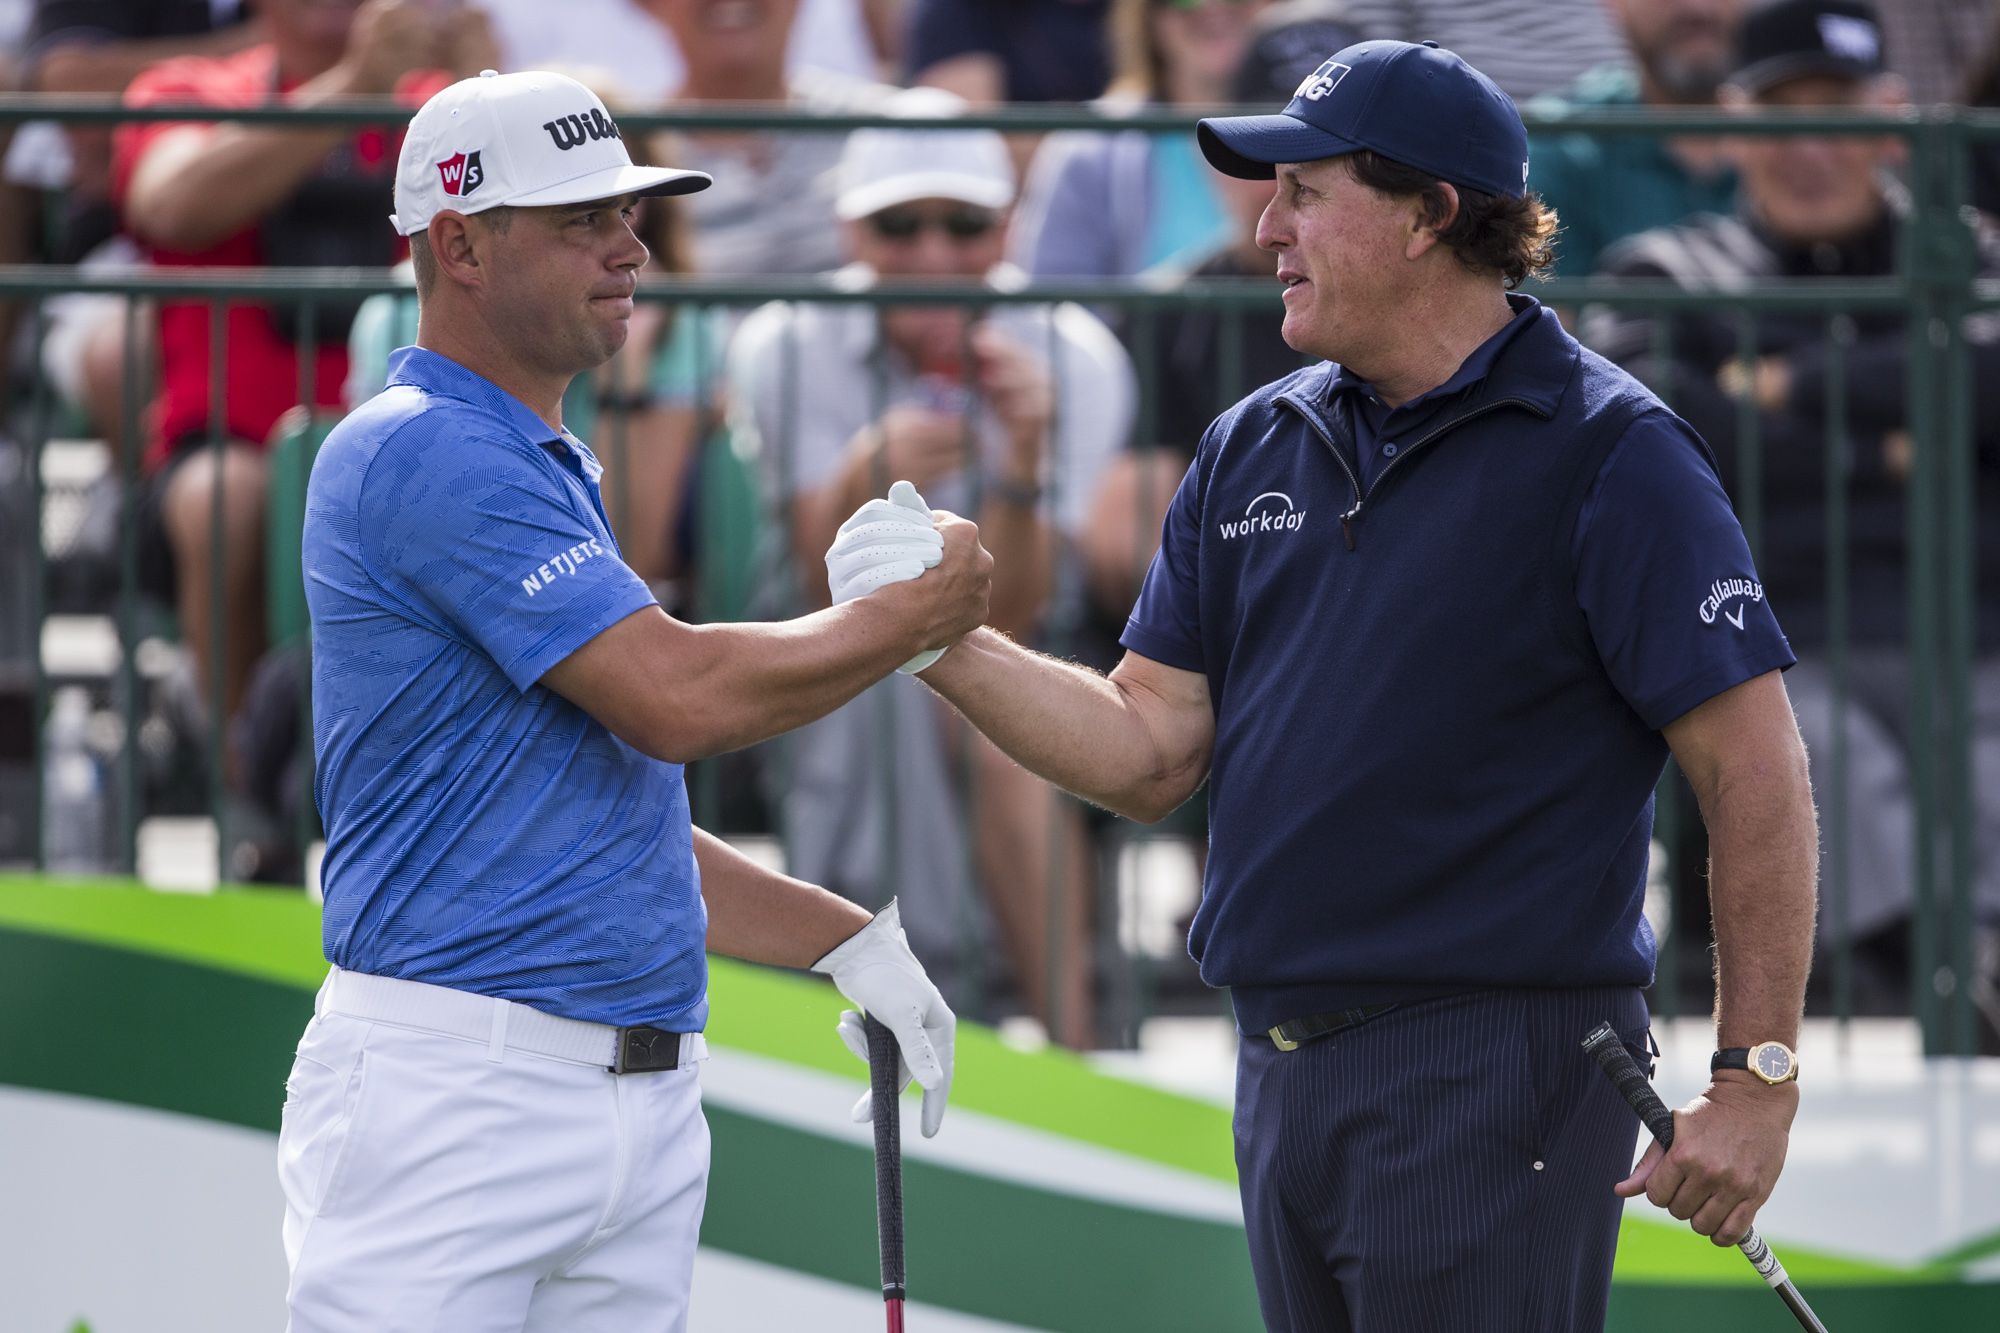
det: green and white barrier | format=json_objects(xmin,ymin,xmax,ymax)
[{"xmin": 1, "ymin": 877, "xmax": 1992, "ymax": 1331}]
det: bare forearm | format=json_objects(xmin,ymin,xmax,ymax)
[
  {"xmin": 548, "ymin": 517, "xmax": 988, "ymax": 765},
  {"xmin": 123, "ymin": 63, "xmax": 370, "ymax": 249},
  {"xmin": 1702, "ymin": 761, "xmax": 1818, "ymax": 1047},
  {"xmin": 667, "ymin": 596, "xmax": 934, "ymax": 759},
  {"xmin": 695, "ymin": 827, "xmax": 869, "ymax": 966},
  {"xmin": 923, "ymin": 629, "xmax": 1196, "ymax": 820}
]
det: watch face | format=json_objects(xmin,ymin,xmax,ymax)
[{"xmin": 1753, "ymin": 1044, "xmax": 1794, "ymax": 1081}]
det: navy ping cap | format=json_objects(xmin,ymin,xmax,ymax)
[
  {"xmin": 1198, "ymin": 39, "xmax": 1530, "ymax": 200},
  {"xmin": 1729, "ymin": 0, "xmax": 1885, "ymax": 95}
]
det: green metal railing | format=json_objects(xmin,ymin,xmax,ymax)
[{"xmin": 3, "ymin": 97, "xmax": 1993, "ymax": 1054}]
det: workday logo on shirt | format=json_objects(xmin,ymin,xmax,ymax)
[
  {"xmin": 1219, "ymin": 492, "xmax": 1307, "ymax": 540},
  {"xmin": 1698, "ymin": 576, "xmax": 1765, "ymax": 630}
]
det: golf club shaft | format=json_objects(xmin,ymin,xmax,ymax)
[
  {"xmin": 865, "ymin": 1015, "xmax": 907, "ymax": 1331},
  {"xmin": 1581, "ymin": 1023, "xmax": 1828, "ymax": 1333}
]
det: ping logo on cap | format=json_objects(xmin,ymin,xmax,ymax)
[
  {"xmin": 1295, "ymin": 59, "xmax": 1352, "ymax": 102},
  {"xmin": 542, "ymin": 107, "xmax": 623, "ymax": 151},
  {"xmin": 435, "ymin": 150, "xmax": 484, "ymax": 198},
  {"xmin": 1817, "ymin": 14, "xmax": 1879, "ymax": 63}
]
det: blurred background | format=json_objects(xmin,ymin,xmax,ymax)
[{"xmin": 0, "ymin": 0, "xmax": 1997, "ymax": 1328}]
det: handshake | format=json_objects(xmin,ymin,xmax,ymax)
[{"xmin": 825, "ymin": 480, "xmax": 991, "ymax": 673}]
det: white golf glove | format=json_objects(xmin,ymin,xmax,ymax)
[
  {"xmin": 824, "ymin": 480, "xmax": 945, "ymax": 674},
  {"xmin": 810, "ymin": 898, "xmax": 955, "ymax": 1138}
]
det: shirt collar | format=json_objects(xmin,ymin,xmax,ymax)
[
  {"xmin": 1326, "ymin": 293, "xmax": 1541, "ymax": 414},
  {"xmin": 387, "ymin": 346, "xmax": 604, "ymax": 483}
]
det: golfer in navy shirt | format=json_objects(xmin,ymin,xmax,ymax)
[
  {"xmin": 284, "ymin": 71, "xmax": 991, "ymax": 1332},
  {"xmin": 899, "ymin": 40, "xmax": 1819, "ymax": 1332}
]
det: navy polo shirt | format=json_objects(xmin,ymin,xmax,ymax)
[
  {"xmin": 1121, "ymin": 297, "xmax": 1794, "ymax": 1032},
  {"xmin": 1328, "ymin": 301, "xmax": 1534, "ymax": 491},
  {"xmin": 304, "ymin": 346, "xmax": 708, "ymax": 1029}
]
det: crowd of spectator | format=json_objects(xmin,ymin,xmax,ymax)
[{"xmin": 4, "ymin": 0, "xmax": 1999, "ymax": 1048}]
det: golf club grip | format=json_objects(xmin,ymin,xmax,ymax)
[
  {"xmin": 1581, "ymin": 1021, "xmax": 1676, "ymax": 1148},
  {"xmin": 1582, "ymin": 1024, "xmax": 1830, "ymax": 1332},
  {"xmin": 864, "ymin": 1014, "xmax": 907, "ymax": 1303}
]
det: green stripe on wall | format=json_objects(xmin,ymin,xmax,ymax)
[
  {"xmin": 0, "ymin": 925, "xmax": 307, "ymax": 1133},
  {"xmin": 2, "ymin": 875, "xmax": 1984, "ymax": 1308},
  {"xmin": 702, "ymin": 1109, "xmax": 1261, "ymax": 1330},
  {"xmin": 1609, "ymin": 1216, "xmax": 1947, "ymax": 1284},
  {"xmin": 1931, "ymin": 1227, "xmax": 2000, "ymax": 1269},
  {"xmin": 0, "ymin": 876, "xmax": 1239, "ymax": 1181},
  {"xmin": 0, "ymin": 926, "xmax": 1256, "ymax": 1329},
  {"xmin": 1604, "ymin": 1283, "xmax": 2000, "ymax": 1331},
  {"xmin": 0, "ymin": 875, "xmax": 328, "ymax": 988}
]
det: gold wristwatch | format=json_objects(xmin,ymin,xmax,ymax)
[{"xmin": 1711, "ymin": 1041, "xmax": 1799, "ymax": 1085}]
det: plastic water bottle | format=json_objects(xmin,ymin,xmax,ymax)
[{"xmin": 42, "ymin": 686, "xmax": 107, "ymax": 875}]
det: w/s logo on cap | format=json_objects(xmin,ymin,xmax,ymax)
[
  {"xmin": 1295, "ymin": 59, "xmax": 1352, "ymax": 102},
  {"xmin": 543, "ymin": 107, "xmax": 622, "ymax": 151},
  {"xmin": 435, "ymin": 150, "xmax": 484, "ymax": 198}
]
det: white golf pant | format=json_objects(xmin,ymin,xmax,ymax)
[{"xmin": 281, "ymin": 969, "xmax": 711, "ymax": 1333}]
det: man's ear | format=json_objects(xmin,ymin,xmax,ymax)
[
  {"xmin": 1406, "ymin": 182, "xmax": 1458, "ymax": 261},
  {"xmin": 428, "ymin": 211, "xmax": 484, "ymax": 290}
]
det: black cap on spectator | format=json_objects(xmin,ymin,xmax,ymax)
[
  {"xmin": 1229, "ymin": 1, "xmax": 1368, "ymax": 106},
  {"xmin": 1731, "ymin": 0, "xmax": 1886, "ymax": 95}
]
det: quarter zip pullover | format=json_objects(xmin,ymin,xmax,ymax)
[{"xmin": 1118, "ymin": 295, "xmax": 1794, "ymax": 1034}]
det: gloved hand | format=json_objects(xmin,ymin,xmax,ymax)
[
  {"xmin": 824, "ymin": 480, "xmax": 946, "ymax": 674},
  {"xmin": 810, "ymin": 898, "xmax": 955, "ymax": 1138}
]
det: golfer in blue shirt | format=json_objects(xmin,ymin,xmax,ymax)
[
  {"xmin": 282, "ymin": 70, "xmax": 991, "ymax": 1333},
  {"xmin": 885, "ymin": 40, "xmax": 1818, "ymax": 1332}
]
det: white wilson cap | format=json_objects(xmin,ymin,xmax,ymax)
[
  {"xmin": 391, "ymin": 69, "xmax": 710, "ymax": 236},
  {"xmin": 834, "ymin": 87, "xmax": 1015, "ymax": 221}
]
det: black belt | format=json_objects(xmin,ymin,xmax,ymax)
[
  {"xmin": 1266, "ymin": 1003, "xmax": 1397, "ymax": 1051},
  {"xmin": 612, "ymin": 1025, "xmax": 685, "ymax": 1074}
]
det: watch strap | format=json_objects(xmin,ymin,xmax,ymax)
[
  {"xmin": 1712, "ymin": 1042, "xmax": 1798, "ymax": 1084},
  {"xmin": 1711, "ymin": 1046, "xmax": 1751, "ymax": 1074}
]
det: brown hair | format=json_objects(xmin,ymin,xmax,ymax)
[{"xmin": 1342, "ymin": 151, "xmax": 1558, "ymax": 288}]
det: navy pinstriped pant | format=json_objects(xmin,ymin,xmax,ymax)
[{"xmin": 1233, "ymin": 986, "xmax": 1652, "ymax": 1332}]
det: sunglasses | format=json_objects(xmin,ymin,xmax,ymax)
[{"xmin": 867, "ymin": 206, "xmax": 1000, "ymax": 242}]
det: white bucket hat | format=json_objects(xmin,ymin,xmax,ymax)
[
  {"xmin": 391, "ymin": 69, "xmax": 710, "ymax": 236},
  {"xmin": 833, "ymin": 87, "xmax": 1014, "ymax": 221}
]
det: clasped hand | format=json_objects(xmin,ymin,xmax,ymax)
[{"xmin": 824, "ymin": 479, "xmax": 958, "ymax": 673}]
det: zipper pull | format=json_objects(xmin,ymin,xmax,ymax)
[{"xmin": 1340, "ymin": 501, "xmax": 1363, "ymax": 551}]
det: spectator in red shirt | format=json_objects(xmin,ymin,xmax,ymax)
[
  {"xmin": 113, "ymin": 0, "xmax": 493, "ymax": 736},
  {"xmin": 22, "ymin": 0, "xmax": 261, "ymax": 468}
]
